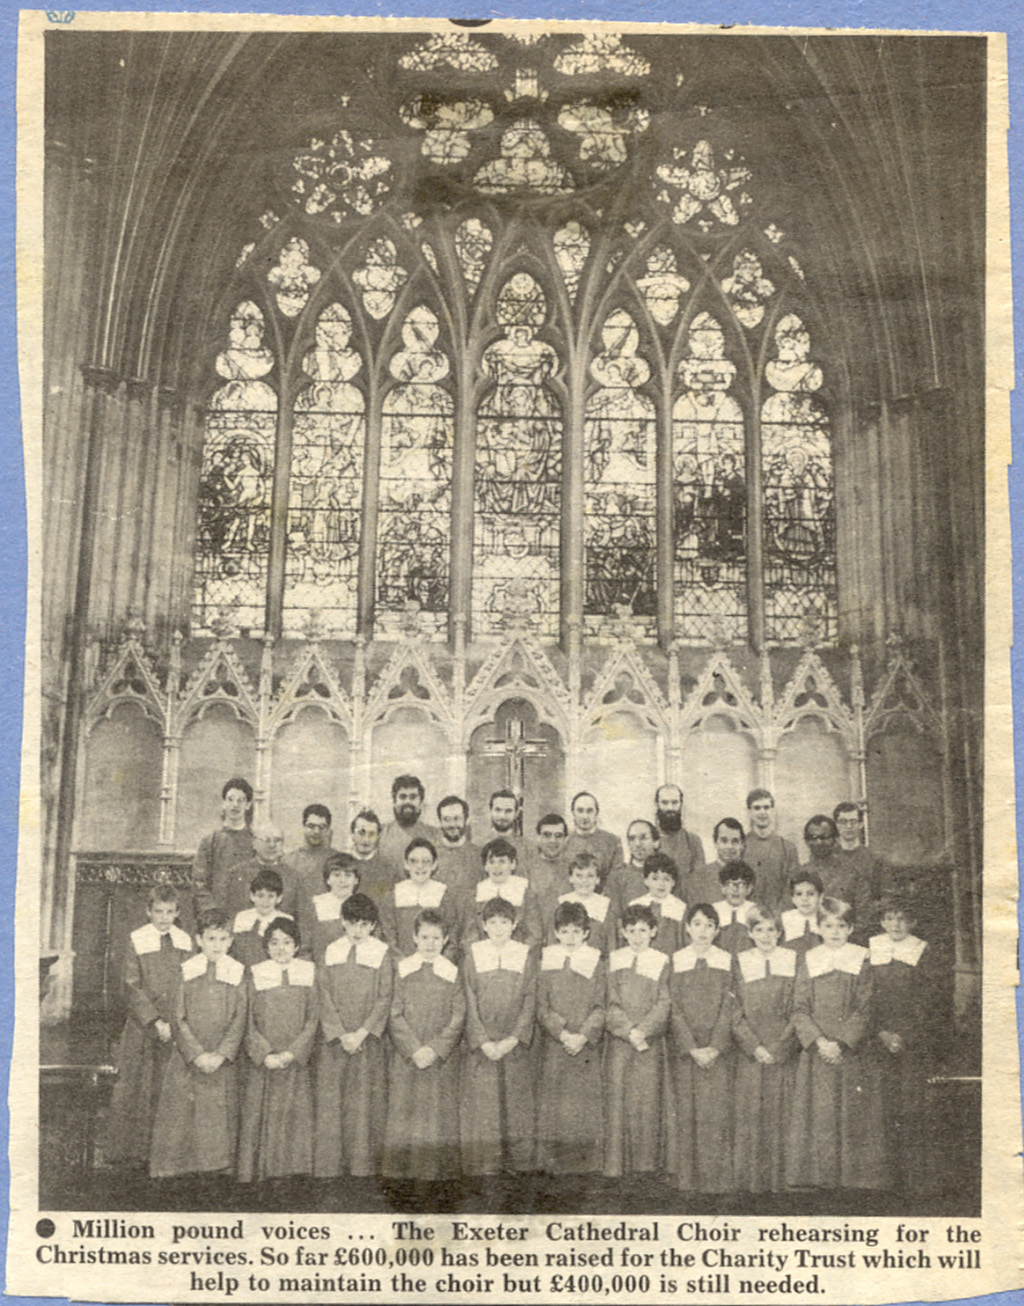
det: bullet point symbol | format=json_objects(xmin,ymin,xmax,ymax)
[{"xmin": 36, "ymin": 1219, "xmax": 55, "ymax": 1237}]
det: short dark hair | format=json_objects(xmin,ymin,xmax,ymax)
[
  {"xmin": 746, "ymin": 788, "xmax": 774, "ymax": 808},
  {"xmin": 643, "ymin": 851, "xmax": 679, "ymax": 888},
  {"xmin": 718, "ymin": 859, "xmax": 756, "ymax": 888},
  {"xmin": 833, "ymin": 801, "xmax": 861, "ymax": 821},
  {"xmin": 536, "ymin": 813, "xmax": 567, "ymax": 835},
  {"xmin": 350, "ymin": 808, "xmax": 382, "ymax": 834},
  {"xmin": 480, "ymin": 896, "xmax": 516, "ymax": 925},
  {"xmin": 568, "ymin": 851, "xmax": 600, "ymax": 876},
  {"xmin": 263, "ymin": 915, "xmax": 299, "ymax": 949},
  {"xmin": 249, "ymin": 868, "xmax": 283, "ymax": 897},
  {"xmin": 437, "ymin": 794, "xmax": 469, "ymax": 820},
  {"xmin": 414, "ymin": 908, "xmax": 447, "ymax": 935},
  {"xmin": 392, "ymin": 774, "xmax": 425, "ymax": 800},
  {"xmin": 341, "ymin": 892, "xmax": 379, "ymax": 925},
  {"xmin": 323, "ymin": 851, "xmax": 360, "ymax": 886},
  {"xmin": 196, "ymin": 907, "xmax": 231, "ymax": 935},
  {"xmin": 627, "ymin": 819, "xmax": 659, "ymax": 840},
  {"xmin": 571, "ymin": 790, "xmax": 599, "ymax": 813},
  {"xmin": 685, "ymin": 901, "xmax": 720, "ymax": 929},
  {"xmin": 222, "ymin": 777, "xmax": 253, "ymax": 803},
  {"xmin": 404, "ymin": 836, "xmax": 438, "ymax": 862},
  {"xmin": 302, "ymin": 803, "xmax": 332, "ymax": 826},
  {"xmin": 482, "ymin": 837, "xmax": 518, "ymax": 865},
  {"xmin": 620, "ymin": 902, "xmax": 657, "ymax": 931},
  {"xmin": 819, "ymin": 895, "xmax": 855, "ymax": 927},
  {"xmin": 554, "ymin": 900, "xmax": 590, "ymax": 934},
  {"xmin": 878, "ymin": 895, "xmax": 917, "ymax": 926},
  {"xmin": 804, "ymin": 814, "xmax": 839, "ymax": 840},
  {"xmin": 714, "ymin": 816, "xmax": 746, "ymax": 843},
  {"xmin": 147, "ymin": 883, "xmax": 179, "ymax": 908},
  {"xmin": 790, "ymin": 870, "xmax": 824, "ymax": 895},
  {"xmin": 489, "ymin": 788, "xmax": 519, "ymax": 808}
]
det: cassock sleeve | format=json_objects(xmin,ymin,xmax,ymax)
[
  {"xmin": 690, "ymin": 831, "xmax": 707, "ymax": 870},
  {"xmin": 462, "ymin": 954, "xmax": 487, "ymax": 1052},
  {"xmin": 832, "ymin": 961, "xmax": 872, "ymax": 1049},
  {"xmin": 192, "ymin": 833, "xmax": 216, "ymax": 917},
  {"xmin": 388, "ymin": 979, "xmax": 420, "ymax": 1061},
  {"xmin": 709, "ymin": 980, "xmax": 735, "ymax": 1052},
  {"xmin": 731, "ymin": 977, "xmax": 763, "ymax": 1057},
  {"xmin": 510, "ymin": 952, "xmax": 538, "ymax": 1047},
  {"xmin": 172, "ymin": 980, "xmax": 205, "ymax": 1063},
  {"xmin": 636, "ymin": 967, "xmax": 670, "ymax": 1041},
  {"xmin": 519, "ymin": 889, "xmax": 544, "ymax": 951},
  {"xmin": 581, "ymin": 962, "xmax": 607, "ymax": 1044},
  {"xmin": 363, "ymin": 953, "xmax": 394, "ymax": 1039},
  {"xmin": 536, "ymin": 970, "xmax": 566, "ymax": 1040},
  {"xmin": 283, "ymin": 985, "xmax": 320, "ymax": 1064},
  {"xmin": 317, "ymin": 965, "xmax": 348, "ymax": 1043},
  {"xmin": 669, "ymin": 973, "xmax": 697, "ymax": 1052},
  {"xmin": 245, "ymin": 982, "xmax": 274, "ymax": 1065},
  {"xmin": 215, "ymin": 981, "xmax": 248, "ymax": 1061},
  {"xmin": 124, "ymin": 946, "xmax": 160, "ymax": 1032},
  {"xmin": 377, "ymin": 892, "xmax": 400, "ymax": 953},
  {"xmin": 429, "ymin": 981, "xmax": 467, "ymax": 1061},
  {"xmin": 791, "ymin": 966, "xmax": 824, "ymax": 1049},
  {"xmin": 605, "ymin": 967, "xmax": 632, "ymax": 1040}
]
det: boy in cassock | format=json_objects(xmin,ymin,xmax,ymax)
[
  {"xmin": 383, "ymin": 908, "xmax": 465, "ymax": 1188},
  {"xmin": 553, "ymin": 852, "xmax": 613, "ymax": 953},
  {"xmin": 150, "ymin": 909, "xmax": 247, "ymax": 1184},
  {"xmin": 712, "ymin": 861, "xmax": 757, "ymax": 957},
  {"xmin": 622, "ymin": 852, "xmax": 687, "ymax": 955},
  {"xmin": 315, "ymin": 893, "xmax": 393, "ymax": 1179},
  {"xmin": 603, "ymin": 903, "xmax": 670, "ymax": 1179},
  {"xmin": 781, "ymin": 871, "xmax": 825, "ymax": 959},
  {"xmin": 463, "ymin": 839, "xmax": 543, "ymax": 952},
  {"xmin": 301, "ymin": 851, "xmax": 361, "ymax": 964},
  {"xmin": 230, "ymin": 869, "xmax": 291, "ymax": 969},
  {"xmin": 237, "ymin": 916, "xmax": 318, "ymax": 1184},
  {"xmin": 536, "ymin": 900, "xmax": 606, "ymax": 1175},
  {"xmin": 103, "ymin": 884, "xmax": 193, "ymax": 1166},
  {"xmin": 378, "ymin": 838, "xmax": 460, "ymax": 960},
  {"xmin": 460, "ymin": 897, "xmax": 537, "ymax": 1177}
]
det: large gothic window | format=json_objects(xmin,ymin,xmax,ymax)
[{"xmin": 190, "ymin": 31, "xmax": 838, "ymax": 650}]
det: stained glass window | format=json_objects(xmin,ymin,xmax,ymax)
[
  {"xmin": 291, "ymin": 134, "xmax": 391, "ymax": 221},
  {"xmin": 721, "ymin": 250, "xmax": 775, "ymax": 328},
  {"xmin": 454, "ymin": 218, "xmax": 493, "ymax": 294},
  {"xmin": 283, "ymin": 303, "xmax": 364, "ymax": 638},
  {"xmin": 655, "ymin": 140, "xmax": 753, "ymax": 229},
  {"xmin": 557, "ymin": 98, "xmax": 649, "ymax": 170},
  {"xmin": 553, "ymin": 32, "xmax": 651, "ymax": 78},
  {"xmin": 584, "ymin": 310, "xmax": 657, "ymax": 640},
  {"xmin": 552, "ymin": 221, "xmax": 589, "ymax": 300},
  {"xmin": 672, "ymin": 312, "xmax": 747, "ymax": 643},
  {"xmin": 267, "ymin": 237, "xmax": 321, "ymax": 317},
  {"xmin": 473, "ymin": 274, "xmax": 561, "ymax": 639},
  {"xmin": 400, "ymin": 95, "xmax": 494, "ymax": 165},
  {"xmin": 352, "ymin": 237, "xmax": 407, "ymax": 319},
  {"xmin": 474, "ymin": 119, "xmax": 574, "ymax": 195},
  {"xmin": 761, "ymin": 314, "xmax": 836, "ymax": 644},
  {"xmin": 637, "ymin": 246, "xmax": 690, "ymax": 326},
  {"xmin": 376, "ymin": 306, "xmax": 454, "ymax": 640},
  {"xmin": 399, "ymin": 31, "xmax": 498, "ymax": 73},
  {"xmin": 192, "ymin": 302, "xmax": 277, "ymax": 636}
]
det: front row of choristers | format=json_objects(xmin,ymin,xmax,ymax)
[{"xmin": 107, "ymin": 843, "xmax": 936, "ymax": 1195}]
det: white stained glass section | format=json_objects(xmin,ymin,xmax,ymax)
[
  {"xmin": 192, "ymin": 302, "xmax": 278, "ymax": 636},
  {"xmin": 637, "ymin": 246, "xmax": 690, "ymax": 326},
  {"xmin": 673, "ymin": 312, "xmax": 747, "ymax": 644},
  {"xmin": 267, "ymin": 237, "xmax": 321, "ymax": 317},
  {"xmin": 352, "ymin": 238, "xmax": 408, "ymax": 320},
  {"xmin": 284, "ymin": 303, "xmax": 364, "ymax": 638},
  {"xmin": 454, "ymin": 219, "xmax": 493, "ymax": 294},
  {"xmin": 584, "ymin": 310, "xmax": 657, "ymax": 641},
  {"xmin": 552, "ymin": 221, "xmax": 590, "ymax": 300}
]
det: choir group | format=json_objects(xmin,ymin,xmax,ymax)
[{"xmin": 102, "ymin": 775, "xmax": 936, "ymax": 1200}]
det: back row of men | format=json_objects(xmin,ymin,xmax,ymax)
[{"xmin": 194, "ymin": 775, "xmax": 885, "ymax": 937}]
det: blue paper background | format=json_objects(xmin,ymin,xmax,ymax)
[{"xmin": 0, "ymin": 3, "xmax": 1019, "ymax": 1305}]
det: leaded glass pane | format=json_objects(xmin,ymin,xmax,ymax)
[
  {"xmin": 637, "ymin": 246, "xmax": 690, "ymax": 326},
  {"xmin": 291, "ymin": 135, "xmax": 391, "ymax": 220},
  {"xmin": 473, "ymin": 275, "xmax": 561, "ymax": 639},
  {"xmin": 672, "ymin": 312, "xmax": 746, "ymax": 643},
  {"xmin": 557, "ymin": 98, "xmax": 649, "ymax": 170},
  {"xmin": 552, "ymin": 221, "xmax": 589, "ymax": 300},
  {"xmin": 399, "ymin": 32, "xmax": 498, "ymax": 73},
  {"xmin": 721, "ymin": 250, "xmax": 775, "ymax": 328},
  {"xmin": 761, "ymin": 315, "xmax": 836, "ymax": 644},
  {"xmin": 655, "ymin": 140, "xmax": 753, "ymax": 229},
  {"xmin": 267, "ymin": 237, "xmax": 321, "ymax": 317},
  {"xmin": 400, "ymin": 95, "xmax": 494, "ymax": 165},
  {"xmin": 352, "ymin": 237, "xmax": 408, "ymax": 320},
  {"xmin": 375, "ymin": 306, "xmax": 453, "ymax": 641},
  {"xmin": 192, "ymin": 302, "xmax": 277, "ymax": 636},
  {"xmin": 584, "ymin": 310, "xmax": 657, "ymax": 641},
  {"xmin": 553, "ymin": 32, "xmax": 651, "ymax": 77},
  {"xmin": 474, "ymin": 119, "xmax": 574, "ymax": 195},
  {"xmin": 282, "ymin": 303, "xmax": 364, "ymax": 638},
  {"xmin": 455, "ymin": 218, "xmax": 493, "ymax": 293}
]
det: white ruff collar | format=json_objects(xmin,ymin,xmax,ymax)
[
  {"xmin": 397, "ymin": 952, "xmax": 458, "ymax": 982},
  {"xmin": 541, "ymin": 943, "xmax": 601, "ymax": 978},
  {"xmin": 672, "ymin": 945, "xmax": 732, "ymax": 974},
  {"xmin": 630, "ymin": 893, "xmax": 686, "ymax": 921},
  {"xmin": 132, "ymin": 923, "xmax": 192, "ymax": 955},
  {"xmin": 558, "ymin": 891, "xmax": 609, "ymax": 922},
  {"xmin": 472, "ymin": 939, "xmax": 529, "ymax": 974},
  {"xmin": 395, "ymin": 879, "xmax": 447, "ymax": 909},
  {"xmin": 869, "ymin": 933, "xmax": 927, "ymax": 967},
  {"xmin": 610, "ymin": 946, "xmax": 667, "ymax": 981},
  {"xmin": 738, "ymin": 947, "xmax": 796, "ymax": 982},
  {"xmin": 475, "ymin": 876, "xmax": 528, "ymax": 907},
  {"xmin": 324, "ymin": 936, "xmax": 388, "ymax": 970},
  {"xmin": 805, "ymin": 942, "xmax": 868, "ymax": 978},
  {"xmin": 250, "ymin": 957, "xmax": 316, "ymax": 988},
  {"xmin": 182, "ymin": 953, "xmax": 244, "ymax": 985}
]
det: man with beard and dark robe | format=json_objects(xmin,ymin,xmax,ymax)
[
  {"xmin": 480, "ymin": 788, "xmax": 528, "ymax": 866},
  {"xmin": 378, "ymin": 775, "xmax": 441, "ymax": 885},
  {"xmin": 652, "ymin": 784, "xmax": 708, "ymax": 900},
  {"xmin": 433, "ymin": 795, "xmax": 479, "ymax": 897}
]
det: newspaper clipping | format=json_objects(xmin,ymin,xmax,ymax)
[{"xmin": 10, "ymin": 12, "xmax": 1020, "ymax": 1304}]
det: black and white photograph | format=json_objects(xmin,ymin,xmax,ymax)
[{"xmin": 13, "ymin": 13, "xmax": 1020, "ymax": 1304}]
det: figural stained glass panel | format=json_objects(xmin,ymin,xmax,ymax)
[
  {"xmin": 584, "ymin": 309, "xmax": 657, "ymax": 640},
  {"xmin": 761, "ymin": 314, "xmax": 836, "ymax": 644},
  {"xmin": 283, "ymin": 302, "xmax": 364, "ymax": 638},
  {"xmin": 375, "ymin": 305, "xmax": 454, "ymax": 640},
  {"xmin": 672, "ymin": 312, "xmax": 747, "ymax": 643},
  {"xmin": 192, "ymin": 301, "xmax": 277, "ymax": 636},
  {"xmin": 473, "ymin": 273, "xmax": 561, "ymax": 640}
]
